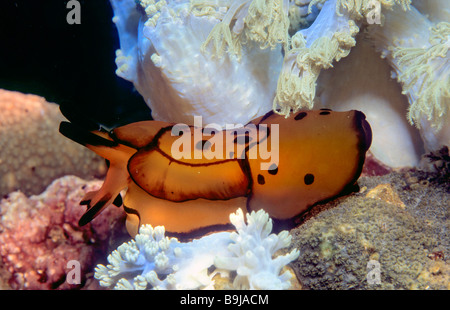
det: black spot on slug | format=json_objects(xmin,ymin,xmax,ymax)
[
  {"xmin": 319, "ymin": 111, "xmax": 331, "ymax": 115},
  {"xmin": 257, "ymin": 174, "xmax": 265, "ymax": 185},
  {"xmin": 294, "ymin": 112, "xmax": 307, "ymax": 120},
  {"xmin": 268, "ymin": 163, "xmax": 278, "ymax": 175},
  {"xmin": 304, "ymin": 173, "xmax": 314, "ymax": 185},
  {"xmin": 112, "ymin": 194, "xmax": 123, "ymax": 207}
]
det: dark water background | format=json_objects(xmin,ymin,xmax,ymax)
[{"xmin": 0, "ymin": 0, "xmax": 152, "ymax": 127}]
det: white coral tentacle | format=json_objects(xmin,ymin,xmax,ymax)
[{"xmin": 273, "ymin": 0, "xmax": 360, "ymax": 116}]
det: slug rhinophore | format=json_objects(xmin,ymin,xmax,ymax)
[{"xmin": 59, "ymin": 109, "xmax": 372, "ymax": 237}]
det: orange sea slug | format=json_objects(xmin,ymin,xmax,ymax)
[{"xmin": 60, "ymin": 109, "xmax": 372, "ymax": 237}]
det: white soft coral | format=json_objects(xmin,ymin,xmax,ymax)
[
  {"xmin": 273, "ymin": 0, "xmax": 360, "ymax": 115},
  {"xmin": 368, "ymin": 3, "xmax": 450, "ymax": 151},
  {"xmin": 192, "ymin": 0, "xmax": 290, "ymax": 57},
  {"xmin": 214, "ymin": 209, "xmax": 299, "ymax": 289},
  {"xmin": 94, "ymin": 208, "xmax": 299, "ymax": 290},
  {"xmin": 109, "ymin": 0, "xmax": 283, "ymax": 126}
]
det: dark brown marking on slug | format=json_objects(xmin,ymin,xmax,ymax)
[
  {"xmin": 294, "ymin": 112, "xmax": 307, "ymax": 120},
  {"xmin": 257, "ymin": 174, "xmax": 265, "ymax": 185},
  {"xmin": 78, "ymin": 193, "xmax": 113, "ymax": 226}
]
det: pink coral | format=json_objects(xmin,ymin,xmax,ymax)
[
  {"xmin": 0, "ymin": 176, "xmax": 127, "ymax": 289},
  {"xmin": 0, "ymin": 89, "xmax": 106, "ymax": 197}
]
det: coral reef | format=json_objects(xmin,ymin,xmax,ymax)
[
  {"xmin": 1, "ymin": 0, "xmax": 447, "ymax": 291},
  {"xmin": 94, "ymin": 208, "xmax": 300, "ymax": 290},
  {"xmin": 289, "ymin": 168, "xmax": 449, "ymax": 289},
  {"xmin": 292, "ymin": 0, "xmax": 448, "ymax": 167},
  {"xmin": 0, "ymin": 89, "xmax": 106, "ymax": 197},
  {"xmin": 0, "ymin": 176, "xmax": 127, "ymax": 289}
]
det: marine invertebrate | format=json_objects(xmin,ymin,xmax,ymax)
[
  {"xmin": 370, "ymin": 3, "xmax": 448, "ymax": 128},
  {"xmin": 60, "ymin": 109, "xmax": 372, "ymax": 236},
  {"xmin": 288, "ymin": 0, "xmax": 322, "ymax": 33},
  {"xmin": 109, "ymin": 0, "xmax": 448, "ymax": 169},
  {"xmin": 0, "ymin": 176, "xmax": 126, "ymax": 289},
  {"xmin": 367, "ymin": 3, "xmax": 449, "ymax": 152},
  {"xmin": 0, "ymin": 89, "xmax": 106, "ymax": 197},
  {"xmin": 369, "ymin": 1, "xmax": 450, "ymax": 151},
  {"xmin": 274, "ymin": 0, "xmax": 360, "ymax": 114},
  {"xmin": 110, "ymin": 0, "xmax": 283, "ymax": 126},
  {"xmin": 94, "ymin": 208, "xmax": 300, "ymax": 290},
  {"xmin": 194, "ymin": 0, "xmax": 290, "ymax": 57}
]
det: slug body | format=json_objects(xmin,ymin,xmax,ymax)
[{"xmin": 60, "ymin": 109, "xmax": 372, "ymax": 237}]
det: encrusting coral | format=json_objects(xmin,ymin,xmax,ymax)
[
  {"xmin": 94, "ymin": 208, "xmax": 300, "ymax": 290},
  {"xmin": 0, "ymin": 89, "xmax": 106, "ymax": 197},
  {"xmin": 0, "ymin": 176, "xmax": 127, "ymax": 289},
  {"xmin": 289, "ymin": 168, "xmax": 449, "ymax": 290}
]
